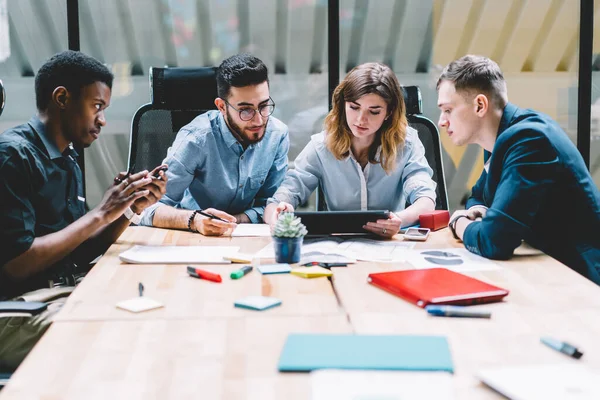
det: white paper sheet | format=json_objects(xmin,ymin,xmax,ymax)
[
  {"xmin": 119, "ymin": 245, "xmax": 239, "ymax": 264},
  {"xmin": 231, "ymin": 224, "xmax": 271, "ymax": 237},
  {"xmin": 255, "ymin": 238, "xmax": 414, "ymax": 263},
  {"xmin": 311, "ymin": 369, "xmax": 454, "ymax": 400},
  {"xmin": 406, "ymin": 248, "xmax": 501, "ymax": 272}
]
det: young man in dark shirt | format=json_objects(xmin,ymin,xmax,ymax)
[
  {"xmin": 0, "ymin": 51, "xmax": 167, "ymax": 369},
  {"xmin": 439, "ymin": 55, "xmax": 600, "ymax": 284}
]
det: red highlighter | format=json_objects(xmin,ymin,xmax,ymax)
[{"xmin": 187, "ymin": 266, "xmax": 222, "ymax": 283}]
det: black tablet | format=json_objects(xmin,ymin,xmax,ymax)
[{"xmin": 295, "ymin": 210, "xmax": 390, "ymax": 236}]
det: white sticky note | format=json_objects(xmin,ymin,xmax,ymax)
[
  {"xmin": 257, "ymin": 264, "xmax": 291, "ymax": 274},
  {"xmin": 116, "ymin": 297, "xmax": 164, "ymax": 313},
  {"xmin": 234, "ymin": 296, "xmax": 282, "ymax": 311}
]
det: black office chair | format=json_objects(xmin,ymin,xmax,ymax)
[
  {"xmin": 0, "ymin": 79, "xmax": 5, "ymax": 118},
  {"xmin": 316, "ymin": 85, "xmax": 448, "ymax": 211},
  {"xmin": 402, "ymin": 86, "xmax": 449, "ymax": 210},
  {"xmin": 128, "ymin": 67, "xmax": 218, "ymax": 173}
]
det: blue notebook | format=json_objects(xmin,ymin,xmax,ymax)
[{"xmin": 278, "ymin": 334, "xmax": 453, "ymax": 373}]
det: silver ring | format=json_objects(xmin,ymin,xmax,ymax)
[{"xmin": 382, "ymin": 228, "xmax": 387, "ymax": 234}]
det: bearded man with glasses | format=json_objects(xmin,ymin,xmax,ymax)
[{"xmin": 139, "ymin": 54, "xmax": 289, "ymax": 236}]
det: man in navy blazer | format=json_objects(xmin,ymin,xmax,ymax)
[{"xmin": 437, "ymin": 55, "xmax": 600, "ymax": 284}]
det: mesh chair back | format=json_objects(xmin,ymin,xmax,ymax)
[
  {"xmin": 0, "ymin": 79, "xmax": 5, "ymax": 117},
  {"xmin": 128, "ymin": 67, "xmax": 218, "ymax": 173}
]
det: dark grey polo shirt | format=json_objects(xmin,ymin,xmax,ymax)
[{"xmin": 0, "ymin": 116, "xmax": 86, "ymax": 299}]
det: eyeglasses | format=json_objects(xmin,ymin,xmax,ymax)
[{"xmin": 224, "ymin": 98, "xmax": 276, "ymax": 121}]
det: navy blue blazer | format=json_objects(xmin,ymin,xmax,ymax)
[{"xmin": 464, "ymin": 103, "xmax": 600, "ymax": 284}]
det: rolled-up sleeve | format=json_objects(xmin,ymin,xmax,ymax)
[
  {"xmin": 244, "ymin": 130, "xmax": 290, "ymax": 223},
  {"xmin": 0, "ymin": 149, "xmax": 36, "ymax": 266},
  {"xmin": 268, "ymin": 138, "xmax": 322, "ymax": 209},
  {"xmin": 401, "ymin": 130, "xmax": 437, "ymax": 205},
  {"xmin": 139, "ymin": 128, "xmax": 200, "ymax": 226}
]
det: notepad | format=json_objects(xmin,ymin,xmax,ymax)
[
  {"xmin": 291, "ymin": 266, "xmax": 332, "ymax": 278},
  {"xmin": 278, "ymin": 334, "xmax": 454, "ymax": 373},
  {"xmin": 224, "ymin": 253, "xmax": 254, "ymax": 263},
  {"xmin": 116, "ymin": 297, "xmax": 164, "ymax": 313},
  {"xmin": 234, "ymin": 296, "xmax": 282, "ymax": 311},
  {"xmin": 257, "ymin": 264, "xmax": 291, "ymax": 274},
  {"xmin": 119, "ymin": 245, "xmax": 239, "ymax": 264}
]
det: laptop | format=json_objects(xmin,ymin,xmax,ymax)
[
  {"xmin": 478, "ymin": 364, "xmax": 600, "ymax": 400},
  {"xmin": 367, "ymin": 268, "xmax": 509, "ymax": 307},
  {"xmin": 295, "ymin": 210, "xmax": 390, "ymax": 237}
]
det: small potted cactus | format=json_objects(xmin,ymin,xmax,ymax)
[{"xmin": 272, "ymin": 212, "xmax": 307, "ymax": 263}]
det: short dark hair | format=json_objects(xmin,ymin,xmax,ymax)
[
  {"xmin": 436, "ymin": 55, "xmax": 507, "ymax": 109},
  {"xmin": 35, "ymin": 50, "xmax": 114, "ymax": 111},
  {"xmin": 216, "ymin": 54, "xmax": 269, "ymax": 99}
]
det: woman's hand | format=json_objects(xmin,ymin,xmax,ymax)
[{"xmin": 363, "ymin": 212, "xmax": 402, "ymax": 238}]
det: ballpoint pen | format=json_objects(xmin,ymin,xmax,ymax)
[
  {"xmin": 197, "ymin": 210, "xmax": 229, "ymax": 223},
  {"xmin": 425, "ymin": 305, "xmax": 492, "ymax": 319},
  {"xmin": 138, "ymin": 282, "xmax": 144, "ymax": 297},
  {"xmin": 541, "ymin": 337, "xmax": 583, "ymax": 359},
  {"xmin": 114, "ymin": 163, "xmax": 136, "ymax": 184}
]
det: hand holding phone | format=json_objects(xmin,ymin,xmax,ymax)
[{"xmin": 403, "ymin": 227, "xmax": 430, "ymax": 241}]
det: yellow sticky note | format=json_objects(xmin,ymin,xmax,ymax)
[
  {"xmin": 291, "ymin": 266, "xmax": 333, "ymax": 279},
  {"xmin": 224, "ymin": 253, "xmax": 254, "ymax": 263}
]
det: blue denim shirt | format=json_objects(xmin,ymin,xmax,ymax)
[
  {"xmin": 140, "ymin": 110, "xmax": 289, "ymax": 224},
  {"xmin": 463, "ymin": 103, "xmax": 600, "ymax": 283},
  {"xmin": 268, "ymin": 127, "xmax": 436, "ymax": 212}
]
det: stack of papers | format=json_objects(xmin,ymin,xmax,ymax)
[
  {"xmin": 118, "ymin": 245, "xmax": 239, "ymax": 264},
  {"xmin": 255, "ymin": 237, "xmax": 416, "ymax": 263}
]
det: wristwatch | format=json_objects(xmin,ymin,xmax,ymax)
[
  {"xmin": 448, "ymin": 214, "xmax": 469, "ymax": 240},
  {"xmin": 123, "ymin": 207, "xmax": 142, "ymax": 225}
]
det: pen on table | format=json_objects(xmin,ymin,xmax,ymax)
[
  {"xmin": 230, "ymin": 265, "xmax": 253, "ymax": 280},
  {"xmin": 302, "ymin": 262, "xmax": 348, "ymax": 268},
  {"xmin": 138, "ymin": 282, "xmax": 144, "ymax": 297},
  {"xmin": 197, "ymin": 210, "xmax": 229, "ymax": 223},
  {"xmin": 541, "ymin": 337, "xmax": 583, "ymax": 359},
  {"xmin": 425, "ymin": 305, "xmax": 492, "ymax": 319},
  {"xmin": 187, "ymin": 266, "xmax": 222, "ymax": 283}
]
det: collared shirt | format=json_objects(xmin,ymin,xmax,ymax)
[
  {"xmin": 268, "ymin": 127, "xmax": 436, "ymax": 212},
  {"xmin": 140, "ymin": 110, "xmax": 289, "ymax": 225},
  {"xmin": 464, "ymin": 103, "xmax": 600, "ymax": 284},
  {"xmin": 0, "ymin": 116, "xmax": 86, "ymax": 299}
]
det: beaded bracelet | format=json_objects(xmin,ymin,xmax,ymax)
[{"xmin": 188, "ymin": 210, "xmax": 200, "ymax": 232}]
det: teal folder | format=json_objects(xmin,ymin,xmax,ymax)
[{"xmin": 278, "ymin": 334, "xmax": 454, "ymax": 373}]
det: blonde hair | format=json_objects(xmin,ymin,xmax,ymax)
[{"xmin": 324, "ymin": 62, "xmax": 408, "ymax": 174}]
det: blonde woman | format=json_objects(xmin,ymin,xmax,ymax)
[{"xmin": 264, "ymin": 62, "xmax": 436, "ymax": 238}]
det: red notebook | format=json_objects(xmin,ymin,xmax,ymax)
[{"xmin": 367, "ymin": 268, "xmax": 509, "ymax": 308}]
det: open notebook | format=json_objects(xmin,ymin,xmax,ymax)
[{"xmin": 119, "ymin": 245, "xmax": 239, "ymax": 264}]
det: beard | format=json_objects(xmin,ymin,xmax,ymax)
[{"xmin": 226, "ymin": 108, "xmax": 267, "ymax": 145}]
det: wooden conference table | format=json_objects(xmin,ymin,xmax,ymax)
[{"xmin": 1, "ymin": 226, "xmax": 600, "ymax": 399}]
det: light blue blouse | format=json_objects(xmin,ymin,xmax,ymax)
[{"xmin": 268, "ymin": 127, "xmax": 436, "ymax": 212}]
